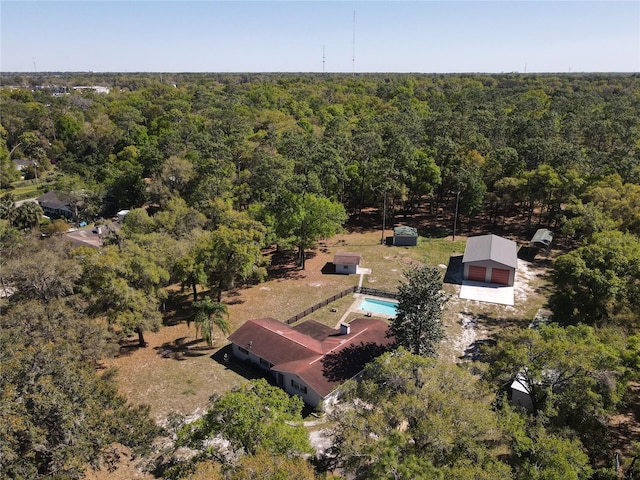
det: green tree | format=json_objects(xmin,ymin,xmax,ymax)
[
  {"xmin": 328, "ymin": 349, "xmax": 508, "ymax": 478},
  {"xmin": 0, "ymin": 193, "xmax": 18, "ymax": 226},
  {"xmin": 500, "ymin": 410, "xmax": 593, "ymax": 480},
  {"xmin": 0, "ymin": 219, "xmax": 23, "ymax": 298},
  {"xmin": 389, "ymin": 265, "xmax": 449, "ymax": 357},
  {"xmin": 272, "ymin": 192, "xmax": 347, "ymax": 269},
  {"xmin": 4, "ymin": 236, "xmax": 82, "ymax": 302},
  {"xmin": 560, "ymin": 201, "xmax": 617, "ymax": 241},
  {"xmin": 484, "ymin": 323, "xmax": 625, "ymax": 456},
  {"xmin": 192, "ymin": 297, "xmax": 229, "ymax": 346},
  {"xmin": 77, "ymin": 245, "xmax": 168, "ymax": 347},
  {"xmin": 195, "ymin": 217, "xmax": 267, "ymax": 301},
  {"xmin": 0, "ymin": 125, "xmax": 20, "ymax": 188},
  {"xmin": 550, "ymin": 231, "xmax": 640, "ymax": 327},
  {"xmin": 14, "ymin": 200, "xmax": 43, "ymax": 230},
  {"xmin": 230, "ymin": 449, "xmax": 317, "ymax": 480},
  {"xmin": 0, "ymin": 336, "xmax": 159, "ymax": 479},
  {"xmin": 178, "ymin": 379, "xmax": 312, "ymax": 457},
  {"xmin": 174, "ymin": 230, "xmax": 208, "ymax": 302}
]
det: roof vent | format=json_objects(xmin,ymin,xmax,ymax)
[{"xmin": 340, "ymin": 323, "xmax": 351, "ymax": 335}]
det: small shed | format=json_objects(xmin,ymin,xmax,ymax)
[
  {"xmin": 531, "ymin": 228, "xmax": 553, "ymax": 250},
  {"xmin": 462, "ymin": 234, "xmax": 518, "ymax": 286},
  {"xmin": 117, "ymin": 210, "xmax": 130, "ymax": 223},
  {"xmin": 510, "ymin": 374, "xmax": 534, "ymax": 411},
  {"xmin": 333, "ymin": 252, "xmax": 361, "ymax": 275},
  {"xmin": 393, "ymin": 226, "xmax": 418, "ymax": 246}
]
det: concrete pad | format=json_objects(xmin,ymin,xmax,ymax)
[{"xmin": 459, "ymin": 280, "xmax": 514, "ymax": 306}]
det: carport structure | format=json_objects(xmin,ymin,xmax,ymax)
[{"xmin": 462, "ymin": 234, "xmax": 518, "ymax": 286}]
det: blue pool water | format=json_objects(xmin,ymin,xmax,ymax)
[{"xmin": 360, "ymin": 298, "xmax": 398, "ymax": 317}]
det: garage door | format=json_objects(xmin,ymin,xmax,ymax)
[
  {"xmin": 468, "ymin": 265, "xmax": 486, "ymax": 282},
  {"xmin": 491, "ymin": 268, "xmax": 511, "ymax": 285}
]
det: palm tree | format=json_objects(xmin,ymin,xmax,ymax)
[
  {"xmin": 15, "ymin": 201, "xmax": 43, "ymax": 230},
  {"xmin": 192, "ymin": 297, "xmax": 230, "ymax": 347},
  {"xmin": 0, "ymin": 193, "xmax": 17, "ymax": 225}
]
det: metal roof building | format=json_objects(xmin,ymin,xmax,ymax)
[{"xmin": 462, "ymin": 234, "xmax": 518, "ymax": 286}]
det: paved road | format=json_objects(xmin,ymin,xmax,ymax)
[{"xmin": 15, "ymin": 197, "xmax": 38, "ymax": 207}]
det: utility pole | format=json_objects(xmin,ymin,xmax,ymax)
[
  {"xmin": 381, "ymin": 188, "xmax": 387, "ymax": 244},
  {"xmin": 452, "ymin": 190, "xmax": 460, "ymax": 242}
]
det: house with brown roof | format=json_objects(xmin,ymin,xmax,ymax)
[
  {"xmin": 333, "ymin": 252, "xmax": 361, "ymax": 275},
  {"xmin": 227, "ymin": 317, "xmax": 394, "ymax": 408},
  {"xmin": 462, "ymin": 234, "xmax": 518, "ymax": 286}
]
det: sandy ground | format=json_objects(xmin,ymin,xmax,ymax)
[{"xmin": 444, "ymin": 258, "xmax": 549, "ymax": 362}]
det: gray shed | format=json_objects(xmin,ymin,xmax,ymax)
[
  {"xmin": 462, "ymin": 234, "xmax": 518, "ymax": 286},
  {"xmin": 531, "ymin": 229, "xmax": 553, "ymax": 250},
  {"xmin": 393, "ymin": 226, "xmax": 418, "ymax": 246}
]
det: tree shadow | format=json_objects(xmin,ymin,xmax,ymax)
[
  {"xmin": 266, "ymin": 249, "xmax": 305, "ymax": 280},
  {"xmin": 473, "ymin": 312, "xmax": 532, "ymax": 332},
  {"xmin": 460, "ymin": 338, "xmax": 496, "ymax": 362},
  {"xmin": 322, "ymin": 342, "xmax": 391, "ymax": 383},
  {"xmin": 443, "ymin": 255, "xmax": 464, "ymax": 285},
  {"xmin": 210, "ymin": 344, "xmax": 265, "ymax": 381},
  {"xmin": 155, "ymin": 336, "xmax": 215, "ymax": 360},
  {"xmin": 223, "ymin": 289, "xmax": 246, "ymax": 305},
  {"xmin": 162, "ymin": 290, "xmax": 195, "ymax": 326},
  {"xmin": 115, "ymin": 337, "xmax": 143, "ymax": 357}
]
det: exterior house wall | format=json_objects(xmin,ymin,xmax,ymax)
[
  {"xmin": 41, "ymin": 205, "xmax": 73, "ymax": 219},
  {"xmin": 393, "ymin": 235, "xmax": 418, "ymax": 246},
  {"xmin": 230, "ymin": 345, "xmax": 325, "ymax": 406},
  {"xmin": 335, "ymin": 263, "xmax": 357, "ymax": 275},
  {"xmin": 278, "ymin": 372, "xmax": 324, "ymax": 408},
  {"xmin": 230, "ymin": 344, "xmax": 273, "ymax": 374},
  {"xmin": 463, "ymin": 260, "xmax": 515, "ymax": 286}
]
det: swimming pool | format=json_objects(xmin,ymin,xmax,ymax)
[{"xmin": 360, "ymin": 298, "xmax": 398, "ymax": 317}]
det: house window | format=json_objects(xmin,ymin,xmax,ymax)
[
  {"xmin": 259, "ymin": 358, "xmax": 273, "ymax": 368},
  {"xmin": 238, "ymin": 347, "xmax": 249, "ymax": 355},
  {"xmin": 290, "ymin": 379, "xmax": 307, "ymax": 394},
  {"xmin": 343, "ymin": 265, "xmax": 348, "ymax": 270}
]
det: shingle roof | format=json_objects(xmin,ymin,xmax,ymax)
[
  {"xmin": 334, "ymin": 252, "xmax": 361, "ymax": 265},
  {"xmin": 462, "ymin": 234, "xmax": 518, "ymax": 269},
  {"xmin": 37, "ymin": 190, "xmax": 71, "ymax": 210},
  {"xmin": 228, "ymin": 317, "xmax": 393, "ymax": 398}
]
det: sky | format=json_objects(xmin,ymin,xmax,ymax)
[{"xmin": 1, "ymin": 1, "xmax": 638, "ymax": 73}]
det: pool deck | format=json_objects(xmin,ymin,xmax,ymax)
[{"xmin": 336, "ymin": 294, "xmax": 398, "ymax": 327}]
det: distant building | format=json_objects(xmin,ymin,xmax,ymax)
[
  {"xmin": 228, "ymin": 317, "xmax": 393, "ymax": 409},
  {"xmin": 117, "ymin": 210, "xmax": 130, "ymax": 223},
  {"xmin": 333, "ymin": 252, "xmax": 362, "ymax": 275},
  {"xmin": 73, "ymin": 86, "xmax": 110, "ymax": 94},
  {"xmin": 530, "ymin": 228, "xmax": 554, "ymax": 250},
  {"xmin": 393, "ymin": 226, "xmax": 418, "ymax": 246},
  {"xmin": 37, "ymin": 190, "xmax": 76, "ymax": 220},
  {"xmin": 462, "ymin": 234, "xmax": 518, "ymax": 286}
]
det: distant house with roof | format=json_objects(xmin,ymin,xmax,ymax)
[
  {"xmin": 462, "ymin": 234, "xmax": 518, "ymax": 286},
  {"xmin": 227, "ymin": 317, "xmax": 394, "ymax": 408},
  {"xmin": 333, "ymin": 252, "xmax": 361, "ymax": 275},
  {"xmin": 393, "ymin": 226, "xmax": 418, "ymax": 246},
  {"xmin": 530, "ymin": 228, "xmax": 554, "ymax": 250},
  {"xmin": 37, "ymin": 190, "xmax": 77, "ymax": 220}
]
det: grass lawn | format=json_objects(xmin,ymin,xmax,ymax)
[{"xmin": 104, "ymin": 230, "xmax": 552, "ymax": 423}]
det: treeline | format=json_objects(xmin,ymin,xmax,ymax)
[{"xmin": 2, "ymin": 73, "xmax": 639, "ymax": 222}]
